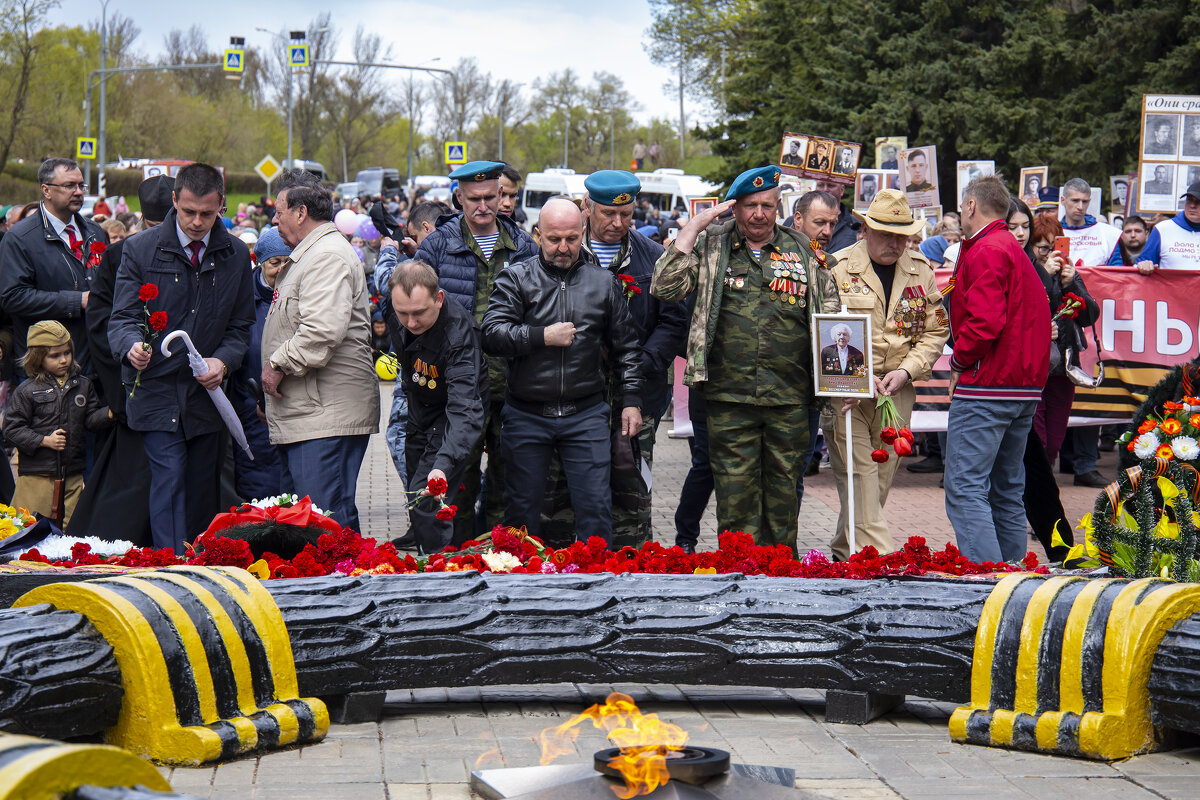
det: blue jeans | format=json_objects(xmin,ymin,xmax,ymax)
[
  {"xmin": 500, "ymin": 402, "xmax": 612, "ymax": 544},
  {"xmin": 385, "ymin": 381, "xmax": 408, "ymax": 482},
  {"xmin": 795, "ymin": 407, "xmax": 821, "ymax": 509},
  {"xmin": 280, "ymin": 435, "xmax": 370, "ymax": 532},
  {"xmin": 674, "ymin": 407, "xmax": 712, "ymax": 547},
  {"xmin": 142, "ymin": 430, "xmax": 222, "ymax": 553},
  {"xmin": 944, "ymin": 399, "xmax": 1038, "ymax": 563}
]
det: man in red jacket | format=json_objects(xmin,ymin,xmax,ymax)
[{"xmin": 945, "ymin": 175, "xmax": 1051, "ymax": 563}]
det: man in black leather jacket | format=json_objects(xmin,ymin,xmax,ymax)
[{"xmin": 482, "ymin": 198, "xmax": 642, "ymax": 544}]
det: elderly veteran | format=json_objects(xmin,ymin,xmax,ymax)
[
  {"xmin": 652, "ymin": 166, "xmax": 838, "ymax": 552},
  {"xmin": 825, "ymin": 189, "xmax": 948, "ymax": 560}
]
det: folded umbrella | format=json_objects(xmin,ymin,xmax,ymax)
[{"xmin": 160, "ymin": 329, "xmax": 254, "ymax": 460}]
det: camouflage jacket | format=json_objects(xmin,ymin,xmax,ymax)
[{"xmin": 650, "ymin": 219, "xmax": 839, "ymax": 386}]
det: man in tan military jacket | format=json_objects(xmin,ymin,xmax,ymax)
[{"xmin": 825, "ymin": 190, "xmax": 949, "ymax": 560}]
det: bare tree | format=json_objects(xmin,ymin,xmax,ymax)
[
  {"xmin": 322, "ymin": 26, "xmax": 397, "ymax": 181},
  {"xmin": 258, "ymin": 14, "xmax": 338, "ymax": 160},
  {"xmin": 430, "ymin": 58, "xmax": 492, "ymax": 143}
]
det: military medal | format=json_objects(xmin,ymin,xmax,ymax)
[
  {"xmin": 735, "ymin": 277, "xmax": 744, "ymax": 288},
  {"xmin": 428, "ymin": 379, "xmax": 437, "ymax": 389}
]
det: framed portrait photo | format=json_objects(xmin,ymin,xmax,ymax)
[
  {"xmin": 813, "ymin": 313, "xmax": 875, "ymax": 398},
  {"xmin": 831, "ymin": 143, "xmax": 860, "ymax": 178},
  {"xmin": 778, "ymin": 190, "xmax": 803, "ymax": 222},
  {"xmin": 805, "ymin": 138, "xmax": 834, "ymax": 175},
  {"xmin": 854, "ymin": 170, "xmax": 884, "ymax": 210},
  {"xmin": 688, "ymin": 197, "xmax": 718, "ymax": 219},
  {"xmin": 1109, "ymin": 175, "xmax": 1131, "ymax": 214},
  {"xmin": 875, "ymin": 136, "xmax": 906, "ymax": 170},
  {"xmin": 779, "ymin": 132, "xmax": 808, "ymax": 176},
  {"xmin": 1143, "ymin": 113, "xmax": 1180, "ymax": 159},
  {"xmin": 1019, "ymin": 166, "xmax": 1048, "ymax": 207},
  {"xmin": 900, "ymin": 146, "xmax": 939, "ymax": 209}
]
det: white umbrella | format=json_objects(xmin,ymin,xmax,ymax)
[{"xmin": 160, "ymin": 329, "xmax": 254, "ymax": 460}]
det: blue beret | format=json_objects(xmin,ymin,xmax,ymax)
[
  {"xmin": 725, "ymin": 165, "xmax": 782, "ymax": 201},
  {"xmin": 448, "ymin": 161, "xmax": 504, "ymax": 182},
  {"xmin": 584, "ymin": 170, "xmax": 640, "ymax": 206},
  {"xmin": 1036, "ymin": 185, "xmax": 1059, "ymax": 210},
  {"xmin": 254, "ymin": 227, "xmax": 292, "ymax": 262}
]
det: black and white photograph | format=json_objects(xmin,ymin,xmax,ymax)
[
  {"xmin": 1110, "ymin": 176, "xmax": 1130, "ymax": 214},
  {"xmin": 814, "ymin": 313, "xmax": 874, "ymax": 398},
  {"xmin": 875, "ymin": 136, "xmax": 906, "ymax": 170},
  {"xmin": 779, "ymin": 134, "xmax": 808, "ymax": 170},
  {"xmin": 1144, "ymin": 113, "xmax": 1180, "ymax": 158},
  {"xmin": 805, "ymin": 138, "xmax": 833, "ymax": 174},
  {"xmin": 1143, "ymin": 163, "xmax": 1175, "ymax": 196},
  {"xmin": 956, "ymin": 161, "xmax": 995, "ymax": 211},
  {"xmin": 1182, "ymin": 115, "xmax": 1200, "ymax": 159},
  {"xmin": 831, "ymin": 143, "xmax": 860, "ymax": 177}
]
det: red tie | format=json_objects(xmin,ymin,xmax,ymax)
[
  {"xmin": 188, "ymin": 241, "xmax": 203, "ymax": 267},
  {"xmin": 64, "ymin": 224, "xmax": 82, "ymax": 260}
]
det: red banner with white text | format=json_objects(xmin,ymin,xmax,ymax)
[{"xmin": 911, "ymin": 266, "xmax": 1200, "ymax": 424}]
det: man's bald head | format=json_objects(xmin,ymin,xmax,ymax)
[{"xmin": 539, "ymin": 198, "xmax": 585, "ymax": 269}]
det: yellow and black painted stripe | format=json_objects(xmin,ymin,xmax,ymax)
[
  {"xmin": 0, "ymin": 731, "xmax": 170, "ymax": 800},
  {"xmin": 14, "ymin": 565, "xmax": 328, "ymax": 765},
  {"xmin": 950, "ymin": 574, "xmax": 1200, "ymax": 760}
]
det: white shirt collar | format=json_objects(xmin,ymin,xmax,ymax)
[{"xmin": 176, "ymin": 222, "xmax": 212, "ymax": 252}]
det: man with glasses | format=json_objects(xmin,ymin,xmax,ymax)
[{"xmin": 0, "ymin": 157, "xmax": 106, "ymax": 371}]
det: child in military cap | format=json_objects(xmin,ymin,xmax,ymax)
[{"xmin": 3, "ymin": 321, "xmax": 112, "ymax": 524}]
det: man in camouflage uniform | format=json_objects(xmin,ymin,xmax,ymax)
[
  {"xmin": 652, "ymin": 166, "xmax": 839, "ymax": 552},
  {"xmin": 415, "ymin": 161, "xmax": 538, "ymax": 540},
  {"xmin": 539, "ymin": 171, "xmax": 688, "ymax": 548}
]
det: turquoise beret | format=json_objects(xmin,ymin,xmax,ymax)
[
  {"xmin": 584, "ymin": 170, "xmax": 640, "ymax": 206},
  {"xmin": 725, "ymin": 165, "xmax": 782, "ymax": 201},
  {"xmin": 448, "ymin": 161, "xmax": 504, "ymax": 182}
]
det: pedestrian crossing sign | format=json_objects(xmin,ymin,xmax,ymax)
[
  {"xmin": 76, "ymin": 137, "xmax": 96, "ymax": 159},
  {"xmin": 288, "ymin": 44, "xmax": 309, "ymax": 68},
  {"xmin": 444, "ymin": 142, "xmax": 467, "ymax": 165},
  {"xmin": 224, "ymin": 49, "xmax": 244, "ymax": 73}
]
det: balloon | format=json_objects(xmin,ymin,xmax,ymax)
[
  {"xmin": 352, "ymin": 245, "xmax": 364, "ymax": 263},
  {"xmin": 375, "ymin": 353, "xmax": 399, "ymax": 380},
  {"xmin": 357, "ymin": 217, "xmax": 383, "ymax": 241},
  {"xmin": 334, "ymin": 208, "xmax": 359, "ymax": 236}
]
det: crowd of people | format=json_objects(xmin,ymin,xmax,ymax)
[{"xmin": 0, "ymin": 148, "xmax": 1196, "ymax": 564}]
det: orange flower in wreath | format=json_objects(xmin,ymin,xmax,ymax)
[
  {"xmin": 1161, "ymin": 418, "xmax": 1183, "ymax": 435},
  {"xmin": 1156, "ymin": 443, "xmax": 1175, "ymax": 459},
  {"xmin": 1189, "ymin": 414, "xmax": 1200, "ymax": 428},
  {"xmin": 1138, "ymin": 419, "xmax": 1158, "ymax": 435},
  {"xmin": 1164, "ymin": 400, "xmax": 1185, "ymax": 412}
]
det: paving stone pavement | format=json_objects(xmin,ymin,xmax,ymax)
[{"xmin": 166, "ymin": 385, "xmax": 1185, "ymax": 799}]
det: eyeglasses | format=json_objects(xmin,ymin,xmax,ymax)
[
  {"xmin": 1032, "ymin": 243, "xmax": 1053, "ymax": 254},
  {"xmin": 43, "ymin": 182, "xmax": 86, "ymax": 191}
]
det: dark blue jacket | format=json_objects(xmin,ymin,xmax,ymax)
[
  {"xmin": 108, "ymin": 211, "xmax": 255, "ymax": 435},
  {"xmin": 415, "ymin": 213, "xmax": 537, "ymax": 314},
  {"xmin": 585, "ymin": 229, "xmax": 688, "ymax": 419},
  {"xmin": 0, "ymin": 204, "xmax": 106, "ymax": 370}
]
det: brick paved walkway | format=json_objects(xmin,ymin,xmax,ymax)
[{"xmin": 166, "ymin": 385, "xmax": 1190, "ymax": 799}]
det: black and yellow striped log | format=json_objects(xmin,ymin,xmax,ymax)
[
  {"xmin": 0, "ymin": 731, "xmax": 169, "ymax": 800},
  {"xmin": 949, "ymin": 574, "xmax": 1200, "ymax": 760},
  {"xmin": 13, "ymin": 566, "xmax": 328, "ymax": 766}
]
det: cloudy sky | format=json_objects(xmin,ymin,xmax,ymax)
[{"xmin": 48, "ymin": 0, "xmax": 685, "ymax": 124}]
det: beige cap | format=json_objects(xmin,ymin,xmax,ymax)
[
  {"xmin": 852, "ymin": 189, "xmax": 925, "ymax": 236},
  {"xmin": 26, "ymin": 320, "xmax": 70, "ymax": 348}
]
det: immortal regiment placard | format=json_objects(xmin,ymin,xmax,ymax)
[
  {"xmin": 900, "ymin": 146, "xmax": 939, "ymax": 209},
  {"xmin": 956, "ymin": 161, "xmax": 995, "ymax": 211},
  {"xmin": 778, "ymin": 132, "xmax": 861, "ymax": 185},
  {"xmin": 813, "ymin": 313, "xmax": 874, "ymax": 398},
  {"xmin": 1019, "ymin": 166, "xmax": 1048, "ymax": 207},
  {"xmin": 1110, "ymin": 175, "xmax": 1133, "ymax": 215},
  {"xmin": 1138, "ymin": 94, "xmax": 1200, "ymax": 214},
  {"xmin": 875, "ymin": 136, "xmax": 906, "ymax": 170},
  {"xmin": 911, "ymin": 266, "xmax": 1200, "ymax": 423},
  {"xmin": 853, "ymin": 170, "xmax": 900, "ymax": 211}
]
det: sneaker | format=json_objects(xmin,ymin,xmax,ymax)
[
  {"xmin": 906, "ymin": 456, "xmax": 944, "ymax": 474},
  {"xmin": 1073, "ymin": 470, "xmax": 1109, "ymax": 488}
]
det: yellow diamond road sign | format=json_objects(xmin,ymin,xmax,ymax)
[
  {"xmin": 76, "ymin": 137, "xmax": 96, "ymax": 159},
  {"xmin": 255, "ymin": 155, "xmax": 282, "ymax": 184}
]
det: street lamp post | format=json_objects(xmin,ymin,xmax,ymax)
[
  {"xmin": 97, "ymin": 0, "xmax": 110, "ymax": 195},
  {"xmin": 256, "ymin": 27, "xmax": 319, "ymax": 167}
]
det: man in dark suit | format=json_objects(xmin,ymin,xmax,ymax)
[{"xmin": 821, "ymin": 323, "xmax": 864, "ymax": 375}]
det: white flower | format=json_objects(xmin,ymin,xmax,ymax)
[
  {"xmin": 1133, "ymin": 431, "xmax": 1161, "ymax": 459},
  {"xmin": 1172, "ymin": 436, "xmax": 1200, "ymax": 461},
  {"xmin": 482, "ymin": 550, "xmax": 521, "ymax": 573},
  {"xmin": 32, "ymin": 535, "xmax": 134, "ymax": 561},
  {"xmin": 247, "ymin": 493, "xmax": 331, "ymax": 518}
]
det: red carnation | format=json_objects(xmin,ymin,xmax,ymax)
[
  {"xmin": 427, "ymin": 476, "xmax": 449, "ymax": 496},
  {"xmin": 149, "ymin": 311, "xmax": 168, "ymax": 331},
  {"xmin": 435, "ymin": 504, "xmax": 458, "ymax": 521},
  {"xmin": 90, "ymin": 242, "xmax": 106, "ymax": 254},
  {"xmin": 870, "ymin": 448, "xmax": 889, "ymax": 463},
  {"xmin": 138, "ymin": 283, "xmax": 159, "ymax": 302}
]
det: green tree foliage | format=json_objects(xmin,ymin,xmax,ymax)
[{"xmin": 679, "ymin": 0, "xmax": 1200, "ymax": 205}]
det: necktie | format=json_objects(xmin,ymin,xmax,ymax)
[
  {"xmin": 188, "ymin": 241, "xmax": 203, "ymax": 267},
  {"xmin": 64, "ymin": 224, "xmax": 82, "ymax": 260}
]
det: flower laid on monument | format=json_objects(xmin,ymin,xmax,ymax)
[
  {"xmin": 129, "ymin": 283, "xmax": 167, "ymax": 397},
  {"xmin": 1118, "ymin": 395, "xmax": 1200, "ymax": 461},
  {"xmin": 0, "ymin": 503, "xmax": 36, "ymax": 542},
  {"xmin": 405, "ymin": 476, "xmax": 457, "ymax": 519}
]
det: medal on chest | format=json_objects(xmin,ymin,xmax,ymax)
[
  {"xmin": 896, "ymin": 285, "xmax": 928, "ymax": 338},
  {"xmin": 413, "ymin": 358, "xmax": 439, "ymax": 388},
  {"xmin": 767, "ymin": 251, "xmax": 806, "ymax": 305}
]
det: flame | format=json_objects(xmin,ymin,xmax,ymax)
[{"xmin": 538, "ymin": 692, "xmax": 688, "ymax": 798}]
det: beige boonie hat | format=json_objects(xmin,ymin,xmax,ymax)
[{"xmin": 853, "ymin": 188, "xmax": 925, "ymax": 236}]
